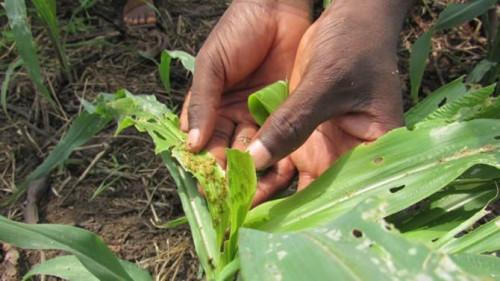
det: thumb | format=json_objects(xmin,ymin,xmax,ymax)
[
  {"xmin": 187, "ymin": 50, "xmax": 225, "ymax": 152},
  {"xmin": 247, "ymin": 88, "xmax": 327, "ymax": 170}
]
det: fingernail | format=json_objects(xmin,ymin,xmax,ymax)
[
  {"xmin": 247, "ymin": 139, "xmax": 272, "ymax": 170},
  {"xmin": 188, "ymin": 129, "xmax": 200, "ymax": 149}
]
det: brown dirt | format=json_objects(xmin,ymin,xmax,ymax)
[{"xmin": 0, "ymin": 0, "xmax": 493, "ymax": 280}]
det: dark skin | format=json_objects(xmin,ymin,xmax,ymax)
[
  {"xmin": 182, "ymin": 0, "xmax": 414, "ymax": 204},
  {"xmin": 123, "ymin": 0, "xmax": 156, "ymax": 26}
]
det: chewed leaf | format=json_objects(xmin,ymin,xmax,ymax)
[
  {"xmin": 405, "ymin": 76, "xmax": 467, "ymax": 127},
  {"xmin": 246, "ymin": 119, "xmax": 500, "ymax": 232},
  {"xmin": 172, "ymin": 146, "xmax": 228, "ymax": 246},
  {"xmin": 239, "ymin": 200, "xmax": 500, "ymax": 281},
  {"xmin": 422, "ymin": 84, "xmax": 497, "ymax": 123},
  {"xmin": 223, "ymin": 149, "xmax": 257, "ymax": 265},
  {"xmin": 101, "ymin": 90, "xmax": 229, "ymax": 252}
]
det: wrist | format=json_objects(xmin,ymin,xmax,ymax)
[
  {"xmin": 234, "ymin": 0, "xmax": 313, "ymax": 14},
  {"xmin": 325, "ymin": 0, "xmax": 413, "ymax": 46}
]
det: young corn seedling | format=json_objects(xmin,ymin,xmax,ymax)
[
  {"xmin": 3, "ymin": 48, "xmax": 500, "ymax": 280},
  {"xmin": 4, "ymin": 2, "xmax": 500, "ymax": 276}
]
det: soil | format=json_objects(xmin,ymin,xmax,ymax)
[{"xmin": 0, "ymin": 0, "xmax": 492, "ymax": 280}]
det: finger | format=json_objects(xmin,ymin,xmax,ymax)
[
  {"xmin": 180, "ymin": 91, "xmax": 191, "ymax": 132},
  {"xmin": 247, "ymin": 85, "xmax": 329, "ymax": 170},
  {"xmin": 205, "ymin": 117, "xmax": 235, "ymax": 168},
  {"xmin": 253, "ymin": 157, "xmax": 295, "ymax": 206},
  {"xmin": 219, "ymin": 103, "xmax": 256, "ymax": 126},
  {"xmin": 187, "ymin": 47, "xmax": 225, "ymax": 152},
  {"xmin": 231, "ymin": 123, "xmax": 258, "ymax": 151},
  {"xmin": 297, "ymin": 172, "xmax": 315, "ymax": 191}
]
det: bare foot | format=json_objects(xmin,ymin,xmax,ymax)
[{"xmin": 123, "ymin": 0, "xmax": 156, "ymax": 26}]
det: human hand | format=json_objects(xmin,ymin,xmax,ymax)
[
  {"xmin": 248, "ymin": 0, "xmax": 413, "ymax": 194},
  {"xmin": 179, "ymin": 0, "xmax": 311, "ymax": 199}
]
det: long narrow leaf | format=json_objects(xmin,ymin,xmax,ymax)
[
  {"xmin": 441, "ymin": 216, "xmax": 500, "ymax": 254},
  {"xmin": 409, "ymin": 0, "xmax": 496, "ymax": 104},
  {"xmin": 31, "ymin": 0, "xmax": 71, "ymax": 80},
  {"xmin": 159, "ymin": 51, "xmax": 172, "ymax": 93},
  {"xmin": 392, "ymin": 182, "xmax": 498, "ymax": 244},
  {"xmin": 1, "ymin": 58, "xmax": 23, "ymax": 116},
  {"xmin": 239, "ymin": 200, "xmax": 500, "ymax": 281},
  {"xmin": 0, "ymin": 216, "xmax": 137, "ymax": 281},
  {"xmin": 409, "ymin": 30, "xmax": 433, "ymax": 104},
  {"xmin": 2, "ymin": 112, "xmax": 112, "ymax": 206},
  {"xmin": 467, "ymin": 59, "xmax": 497, "ymax": 84},
  {"xmin": 245, "ymin": 119, "xmax": 500, "ymax": 232},
  {"xmin": 405, "ymin": 76, "xmax": 467, "ymax": 127},
  {"xmin": 222, "ymin": 149, "xmax": 256, "ymax": 267},
  {"xmin": 422, "ymin": 84, "xmax": 497, "ymax": 123},
  {"xmin": 435, "ymin": 0, "xmax": 498, "ymax": 31},
  {"xmin": 4, "ymin": 0, "xmax": 54, "ymax": 105},
  {"xmin": 23, "ymin": 255, "xmax": 151, "ymax": 281},
  {"xmin": 162, "ymin": 152, "xmax": 218, "ymax": 279}
]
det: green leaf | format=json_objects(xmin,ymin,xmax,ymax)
[
  {"xmin": 103, "ymin": 91, "xmax": 229, "ymax": 252},
  {"xmin": 433, "ymin": 208, "xmax": 490, "ymax": 248},
  {"xmin": 2, "ymin": 112, "xmax": 112, "ymax": 207},
  {"xmin": 422, "ymin": 84, "xmax": 497, "ymax": 123},
  {"xmin": 4, "ymin": 0, "xmax": 54, "ymax": 106},
  {"xmin": 1, "ymin": 58, "xmax": 23, "ymax": 116},
  {"xmin": 409, "ymin": 30, "xmax": 433, "ymax": 104},
  {"xmin": 405, "ymin": 76, "xmax": 467, "ymax": 127},
  {"xmin": 245, "ymin": 119, "xmax": 500, "ymax": 232},
  {"xmin": 467, "ymin": 59, "xmax": 497, "ymax": 84},
  {"xmin": 23, "ymin": 255, "xmax": 151, "ymax": 281},
  {"xmin": 222, "ymin": 149, "xmax": 256, "ymax": 266},
  {"xmin": 159, "ymin": 50, "xmax": 171, "ymax": 93},
  {"xmin": 166, "ymin": 50, "xmax": 195, "ymax": 73},
  {"xmin": 392, "ymin": 182, "xmax": 498, "ymax": 244},
  {"xmin": 408, "ymin": 0, "xmax": 496, "ymax": 104},
  {"xmin": 32, "ymin": 0, "xmax": 71, "ymax": 80},
  {"xmin": 434, "ymin": 0, "xmax": 498, "ymax": 31},
  {"xmin": 239, "ymin": 200, "xmax": 499, "ymax": 281},
  {"xmin": 155, "ymin": 216, "xmax": 188, "ymax": 229},
  {"xmin": 441, "ymin": 216, "xmax": 500, "ymax": 254},
  {"xmin": 451, "ymin": 253, "xmax": 500, "ymax": 278},
  {"xmin": 248, "ymin": 81, "xmax": 288, "ymax": 126},
  {"xmin": 0, "ymin": 215, "xmax": 137, "ymax": 281},
  {"xmin": 161, "ymin": 152, "xmax": 218, "ymax": 279}
]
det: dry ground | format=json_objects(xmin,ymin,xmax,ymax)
[{"xmin": 0, "ymin": 0, "xmax": 491, "ymax": 280}]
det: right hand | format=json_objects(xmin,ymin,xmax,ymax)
[
  {"xmin": 246, "ymin": 0, "xmax": 409, "ymax": 198},
  {"xmin": 180, "ymin": 0, "xmax": 311, "ymax": 202}
]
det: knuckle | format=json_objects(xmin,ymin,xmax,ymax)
[{"xmin": 267, "ymin": 110, "xmax": 302, "ymax": 147}]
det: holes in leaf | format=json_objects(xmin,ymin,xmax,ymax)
[
  {"xmin": 352, "ymin": 229, "xmax": 363, "ymax": 238},
  {"xmin": 389, "ymin": 185, "xmax": 405, "ymax": 193},
  {"xmin": 495, "ymin": 135, "xmax": 500, "ymax": 140},
  {"xmin": 431, "ymin": 238, "xmax": 439, "ymax": 243},
  {"xmin": 373, "ymin": 156, "xmax": 384, "ymax": 165},
  {"xmin": 438, "ymin": 98, "xmax": 447, "ymax": 107}
]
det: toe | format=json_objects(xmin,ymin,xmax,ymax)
[{"xmin": 146, "ymin": 12, "xmax": 156, "ymax": 25}]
